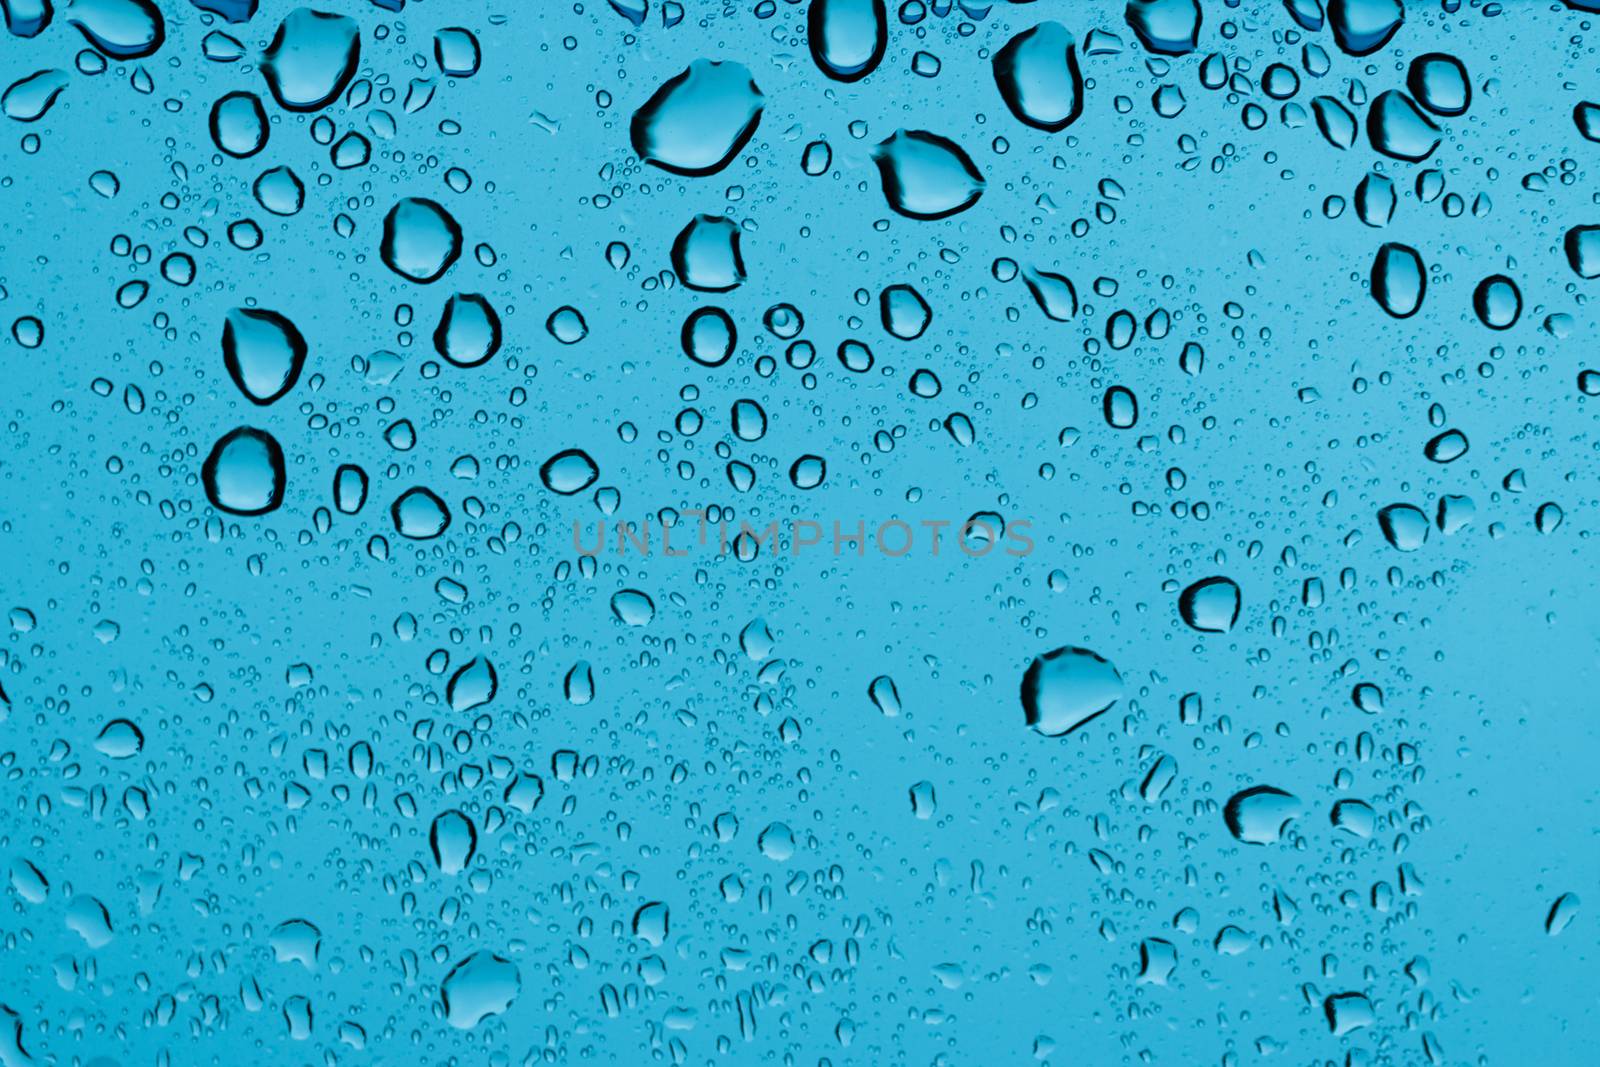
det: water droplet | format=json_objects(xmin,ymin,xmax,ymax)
[
  {"xmin": 632, "ymin": 901, "xmax": 670, "ymax": 946},
  {"xmin": 682, "ymin": 306, "xmax": 736, "ymax": 367},
  {"xmin": 2, "ymin": 69, "xmax": 68, "ymax": 122},
  {"xmin": 993, "ymin": 21, "xmax": 1083, "ymax": 132},
  {"xmin": 879, "ymin": 284, "xmax": 931, "ymax": 339},
  {"xmin": 1407, "ymin": 52, "xmax": 1469, "ymax": 115},
  {"xmin": 1328, "ymin": 0, "xmax": 1404, "ymax": 57},
  {"xmin": 631, "ymin": 59, "xmax": 763, "ymax": 176},
  {"xmin": 93, "ymin": 718, "xmax": 143, "ymax": 758},
  {"xmin": 1324, "ymin": 992, "xmax": 1375, "ymax": 1035},
  {"xmin": 1472, "ymin": 274, "xmax": 1521, "ymax": 330},
  {"xmin": 433, "ymin": 27, "xmax": 480, "ymax": 78},
  {"xmin": 68, "ymin": 0, "xmax": 163, "ymax": 59},
  {"xmin": 446, "ymin": 657, "xmax": 496, "ymax": 712},
  {"xmin": 1378, "ymin": 503, "xmax": 1429, "ymax": 551},
  {"xmin": 1124, "ymin": 0, "xmax": 1201, "ymax": 57},
  {"xmin": 789, "ymin": 454, "xmax": 826, "ymax": 489},
  {"xmin": 909, "ymin": 780, "xmax": 937, "ymax": 819},
  {"xmin": 868, "ymin": 674, "xmax": 901, "ymax": 716},
  {"xmin": 333, "ymin": 463, "xmax": 367, "ymax": 514},
  {"xmin": 611, "ymin": 589, "xmax": 655, "ymax": 626},
  {"xmin": 1024, "ymin": 268, "xmax": 1078, "ymax": 320},
  {"xmin": 429, "ymin": 809, "xmax": 477, "ymax": 874},
  {"xmin": 1020, "ymin": 646, "xmax": 1122, "ymax": 736},
  {"xmin": 253, "ymin": 165, "xmax": 304, "ymax": 216},
  {"xmin": 210, "ymin": 91, "xmax": 268, "ymax": 157},
  {"xmin": 390, "ymin": 486, "xmax": 451, "ymax": 539},
  {"xmin": 202, "ymin": 427, "xmax": 286, "ymax": 516},
  {"xmin": 433, "ymin": 294, "xmax": 501, "ymax": 367},
  {"xmin": 672, "ymin": 215, "xmax": 745, "ymax": 292},
  {"xmin": 1370, "ymin": 241, "xmax": 1426, "ymax": 318},
  {"xmin": 262, "ymin": 7, "xmax": 359, "ymax": 112},
  {"xmin": 1423, "ymin": 429, "xmax": 1468, "ymax": 463},
  {"xmin": 547, "ymin": 306, "xmax": 588, "ymax": 344},
  {"xmin": 222, "ymin": 308, "xmax": 306, "ymax": 405},
  {"xmin": 1565, "ymin": 225, "xmax": 1600, "ymax": 279},
  {"xmin": 758, "ymin": 822, "xmax": 795, "ymax": 861},
  {"xmin": 381, "ymin": 198, "xmax": 462, "ymax": 284},
  {"xmin": 1223, "ymin": 786, "xmax": 1302, "ymax": 844},
  {"xmin": 1546, "ymin": 892, "xmax": 1581, "ymax": 936},
  {"xmin": 1368, "ymin": 91, "xmax": 1440, "ymax": 162},
  {"xmin": 441, "ymin": 952, "xmax": 519, "ymax": 1029},
  {"xmin": 873, "ymin": 129, "xmax": 984, "ymax": 220},
  {"xmin": 541, "ymin": 449, "xmax": 599, "ymax": 494},
  {"xmin": 1177, "ymin": 576, "xmax": 1240, "ymax": 633},
  {"xmin": 1103, "ymin": 385, "xmax": 1138, "ymax": 429},
  {"xmin": 807, "ymin": 0, "xmax": 886, "ymax": 83}
]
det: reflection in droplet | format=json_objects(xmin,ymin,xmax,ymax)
[
  {"xmin": 1407, "ymin": 52, "xmax": 1469, "ymax": 116},
  {"xmin": 631, "ymin": 60, "xmax": 763, "ymax": 176},
  {"xmin": 873, "ymin": 130, "xmax": 985, "ymax": 220},
  {"xmin": 682, "ymin": 306, "xmax": 736, "ymax": 367},
  {"xmin": 789, "ymin": 454, "xmax": 826, "ymax": 489},
  {"xmin": 880, "ymin": 284, "xmax": 931, "ymax": 340},
  {"xmin": 993, "ymin": 22, "xmax": 1083, "ymax": 132},
  {"xmin": 672, "ymin": 215, "xmax": 745, "ymax": 292},
  {"xmin": 202, "ymin": 427, "xmax": 286, "ymax": 516},
  {"xmin": 381, "ymin": 198, "xmax": 462, "ymax": 284},
  {"xmin": 1178, "ymin": 577, "xmax": 1239, "ymax": 633},
  {"xmin": 1020, "ymin": 646, "xmax": 1122, "ymax": 736},
  {"xmin": 429, "ymin": 809, "xmax": 477, "ymax": 874}
]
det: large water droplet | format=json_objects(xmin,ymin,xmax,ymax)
[
  {"xmin": 1407, "ymin": 52, "xmax": 1468, "ymax": 115},
  {"xmin": 1370, "ymin": 241, "xmax": 1426, "ymax": 318},
  {"xmin": 1223, "ymin": 786, "xmax": 1302, "ymax": 844},
  {"xmin": 2, "ymin": 69, "xmax": 68, "ymax": 122},
  {"xmin": 1367, "ymin": 90, "xmax": 1440, "ymax": 162},
  {"xmin": 2, "ymin": 0, "xmax": 52, "ymax": 38},
  {"xmin": 447, "ymin": 657, "xmax": 497, "ymax": 712},
  {"xmin": 68, "ymin": 0, "xmax": 163, "ymax": 59},
  {"xmin": 873, "ymin": 130, "xmax": 984, "ymax": 220},
  {"xmin": 611, "ymin": 589, "xmax": 656, "ymax": 626},
  {"xmin": 94, "ymin": 718, "xmax": 143, "ymax": 758},
  {"xmin": 1472, "ymin": 274, "xmax": 1521, "ymax": 330},
  {"xmin": 880, "ymin": 284, "xmax": 931, "ymax": 339},
  {"xmin": 1177, "ymin": 576, "xmax": 1240, "ymax": 633},
  {"xmin": 1328, "ymin": 0, "xmax": 1404, "ymax": 57},
  {"xmin": 541, "ymin": 449, "xmax": 599, "ymax": 494},
  {"xmin": 807, "ymin": 0, "xmax": 886, "ymax": 83},
  {"xmin": 440, "ymin": 952, "xmax": 519, "ymax": 1029},
  {"xmin": 390, "ymin": 486, "xmax": 451, "ymax": 539},
  {"xmin": 630, "ymin": 60, "xmax": 763, "ymax": 176},
  {"xmin": 993, "ymin": 21, "xmax": 1083, "ymax": 132},
  {"xmin": 682, "ymin": 306, "xmax": 736, "ymax": 367},
  {"xmin": 202, "ymin": 427, "xmax": 286, "ymax": 516},
  {"xmin": 433, "ymin": 294, "xmax": 500, "ymax": 367},
  {"xmin": 1324, "ymin": 993, "xmax": 1375, "ymax": 1035},
  {"xmin": 1378, "ymin": 503, "xmax": 1429, "ymax": 551},
  {"xmin": 1564, "ymin": 225, "xmax": 1600, "ymax": 279},
  {"xmin": 209, "ymin": 91, "xmax": 268, "ymax": 157},
  {"xmin": 222, "ymin": 308, "xmax": 306, "ymax": 405},
  {"xmin": 381, "ymin": 198, "xmax": 462, "ymax": 284},
  {"xmin": 1124, "ymin": 0, "xmax": 1201, "ymax": 56},
  {"xmin": 429, "ymin": 809, "xmax": 477, "ymax": 874},
  {"xmin": 672, "ymin": 215, "xmax": 745, "ymax": 292},
  {"xmin": 262, "ymin": 8, "xmax": 360, "ymax": 113},
  {"xmin": 632, "ymin": 901, "xmax": 670, "ymax": 946},
  {"xmin": 1020, "ymin": 646, "xmax": 1122, "ymax": 736}
]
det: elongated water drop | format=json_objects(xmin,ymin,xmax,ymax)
[
  {"xmin": 993, "ymin": 22, "xmax": 1083, "ymax": 132},
  {"xmin": 630, "ymin": 60, "xmax": 763, "ymax": 176},
  {"xmin": 1328, "ymin": 0, "xmax": 1404, "ymax": 57},
  {"xmin": 1020, "ymin": 646, "xmax": 1122, "ymax": 736},
  {"xmin": 873, "ymin": 130, "xmax": 984, "ymax": 220},
  {"xmin": 807, "ymin": 0, "xmax": 886, "ymax": 83},
  {"xmin": 69, "ymin": 0, "xmax": 163, "ymax": 59},
  {"xmin": 1370, "ymin": 242, "xmax": 1425, "ymax": 318}
]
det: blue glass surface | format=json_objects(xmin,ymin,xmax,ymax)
[{"xmin": 2, "ymin": 1, "xmax": 1599, "ymax": 1064}]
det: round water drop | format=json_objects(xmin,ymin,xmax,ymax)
[
  {"xmin": 672, "ymin": 214, "xmax": 744, "ymax": 292},
  {"xmin": 253, "ymin": 166, "xmax": 304, "ymax": 216},
  {"xmin": 1103, "ymin": 386, "xmax": 1138, "ymax": 429},
  {"xmin": 447, "ymin": 657, "xmax": 497, "ymax": 712},
  {"xmin": 11, "ymin": 316, "xmax": 43, "ymax": 348},
  {"xmin": 541, "ymin": 449, "xmax": 598, "ymax": 495},
  {"xmin": 993, "ymin": 21, "xmax": 1082, "ymax": 132},
  {"xmin": 441, "ymin": 952, "xmax": 519, "ymax": 1029},
  {"xmin": 262, "ymin": 7, "xmax": 360, "ymax": 112},
  {"xmin": 1222, "ymin": 785, "xmax": 1302, "ymax": 844},
  {"xmin": 429, "ymin": 809, "xmax": 477, "ymax": 874},
  {"xmin": 1124, "ymin": 0, "xmax": 1201, "ymax": 56},
  {"xmin": 789, "ymin": 454, "xmax": 826, "ymax": 489},
  {"xmin": 682, "ymin": 306, "xmax": 736, "ymax": 367},
  {"xmin": 1423, "ymin": 429, "xmax": 1468, "ymax": 463},
  {"xmin": 202, "ymin": 427, "xmax": 285, "ymax": 516},
  {"xmin": 880, "ymin": 284, "xmax": 930, "ymax": 340},
  {"xmin": 802, "ymin": 139, "xmax": 832, "ymax": 176},
  {"xmin": 210, "ymin": 91, "xmax": 267, "ymax": 157},
  {"xmin": 433, "ymin": 27, "xmax": 480, "ymax": 78},
  {"xmin": 3, "ymin": 69, "xmax": 68, "ymax": 122},
  {"xmin": 1020, "ymin": 646, "xmax": 1121, "ymax": 736},
  {"xmin": 333, "ymin": 463, "xmax": 367, "ymax": 514},
  {"xmin": 909, "ymin": 369, "xmax": 941, "ymax": 397},
  {"xmin": 807, "ymin": 0, "xmax": 886, "ymax": 83},
  {"xmin": 1378, "ymin": 503, "xmax": 1429, "ymax": 551},
  {"xmin": 1370, "ymin": 242, "xmax": 1425, "ymax": 318},
  {"xmin": 874, "ymin": 130, "xmax": 984, "ymax": 220},
  {"xmin": 1351, "ymin": 682, "xmax": 1385, "ymax": 714},
  {"xmin": 546, "ymin": 306, "xmax": 588, "ymax": 344},
  {"xmin": 611, "ymin": 589, "xmax": 655, "ymax": 626},
  {"xmin": 1178, "ymin": 576, "xmax": 1240, "ymax": 633},
  {"xmin": 390, "ymin": 486, "xmax": 451, "ymax": 539},
  {"xmin": 758, "ymin": 822, "xmax": 795, "ymax": 861},
  {"xmin": 1367, "ymin": 90, "xmax": 1439, "ymax": 161},
  {"xmin": 1536, "ymin": 502, "xmax": 1564, "ymax": 535},
  {"xmin": 94, "ymin": 718, "xmax": 143, "ymax": 758},
  {"xmin": 1473, "ymin": 275, "xmax": 1521, "ymax": 330},
  {"xmin": 1407, "ymin": 52, "xmax": 1469, "ymax": 116},
  {"xmin": 433, "ymin": 294, "xmax": 500, "ymax": 367},
  {"xmin": 1564, "ymin": 225, "xmax": 1600, "ymax": 279},
  {"xmin": 633, "ymin": 901, "xmax": 670, "ymax": 946},
  {"xmin": 1327, "ymin": 0, "xmax": 1403, "ymax": 57},
  {"xmin": 223, "ymin": 308, "xmax": 305, "ymax": 405},
  {"xmin": 630, "ymin": 59, "xmax": 763, "ymax": 176},
  {"xmin": 69, "ymin": 0, "xmax": 163, "ymax": 58},
  {"xmin": 381, "ymin": 198, "xmax": 461, "ymax": 284},
  {"xmin": 89, "ymin": 170, "xmax": 118, "ymax": 198}
]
